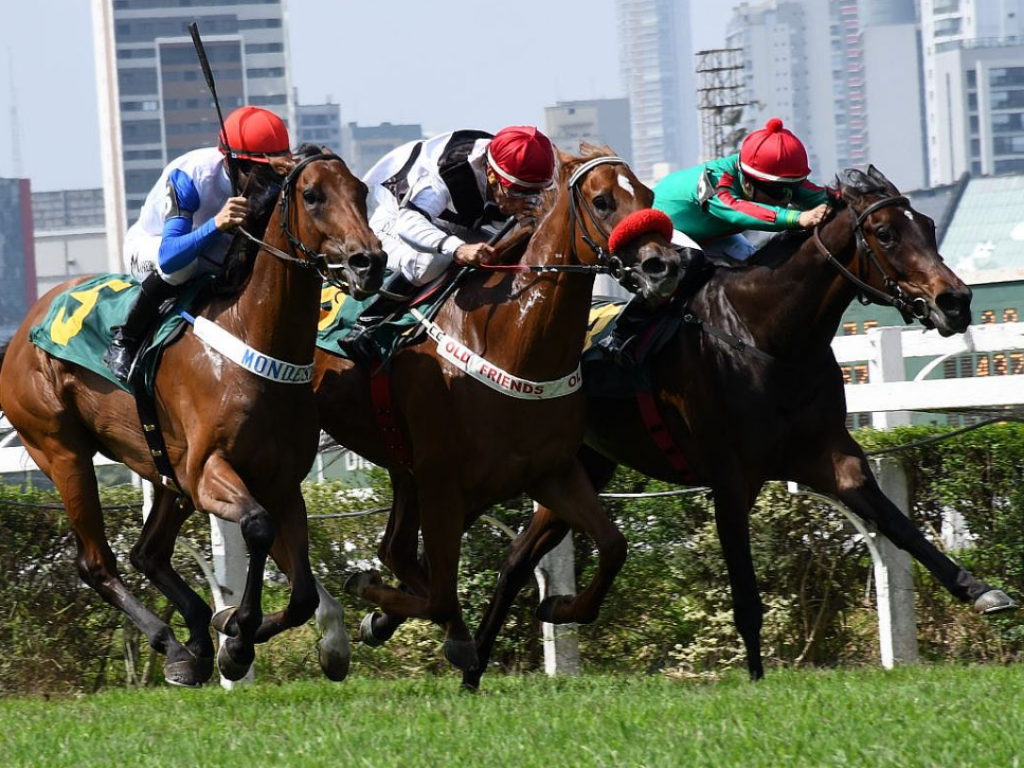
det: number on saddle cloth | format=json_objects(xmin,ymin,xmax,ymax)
[{"xmin": 28, "ymin": 274, "xmax": 210, "ymax": 393}]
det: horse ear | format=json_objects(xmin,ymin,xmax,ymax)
[
  {"xmin": 837, "ymin": 167, "xmax": 871, "ymax": 200},
  {"xmin": 556, "ymin": 147, "xmax": 575, "ymax": 167},
  {"xmin": 866, "ymin": 164, "xmax": 900, "ymax": 194},
  {"xmin": 578, "ymin": 140, "xmax": 602, "ymax": 156}
]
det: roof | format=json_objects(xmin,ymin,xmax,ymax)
[{"xmin": 940, "ymin": 175, "xmax": 1024, "ymax": 285}]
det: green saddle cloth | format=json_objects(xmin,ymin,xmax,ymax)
[
  {"xmin": 316, "ymin": 282, "xmax": 436, "ymax": 361},
  {"xmin": 29, "ymin": 274, "xmax": 210, "ymax": 394}
]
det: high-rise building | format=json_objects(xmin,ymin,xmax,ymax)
[
  {"xmin": 921, "ymin": 0, "xmax": 1024, "ymax": 183},
  {"xmin": 342, "ymin": 122, "xmax": 423, "ymax": 180},
  {"xmin": 32, "ymin": 189, "xmax": 109, "ymax": 298},
  {"xmin": 727, "ymin": 0, "xmax": 926, "ymax": 187},
  {"xmin": 296, "ymin": 99, "xmax": 343, "ymax": 153},
  {"xmin": 0, "ymin": 178, "xmax": 37, "ymax": 342},
  {"xmin": 104, "ymin": 0, "xmax": 292, "ymax": 222},
  {"xmin": 617, "ymin": 0, "xmax": 697, "ymax": 183},
  {"xmin": 544, "ymin": 98, "xmax": 633, "ymax": 163}
]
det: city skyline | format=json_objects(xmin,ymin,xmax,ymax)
[{"xmin": 0, "ymin": 0, "xmax": 742, "ymax": 192}]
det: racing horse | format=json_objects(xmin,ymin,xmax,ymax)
[
  {"xmin": 459, "ymin": 165, "xmax": 1017, "ymax": 687},
  {"xmin": 312, "ymin": 145, "xmax": 683, "ymax": 672},
  {"xmin": 0, "ymin": 147, "xmax": 385, "ymax": 686}
]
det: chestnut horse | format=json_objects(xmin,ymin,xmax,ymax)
[
  {"xmin": 0, "ymin": 148, "xmax": 385, "ymax": 686},
  {"xmin": 458, "ymin": 165, "xmax": 1017, "ymax": 687},
  {"xmin": 312, "ymin": 146, "xmax": 683, "ymax": 672}
]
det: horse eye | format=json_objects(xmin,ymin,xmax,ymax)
[
  {"xmin": 875, "ymin": 226, "xmax": 894, "ymax": 244},
  {"xmin": 302, "ymin": 188, "xmax": 322, "ymax": 206},
  {"xmin": 593, "ymin": 195, "xmax": 612, "ymax": 213}
]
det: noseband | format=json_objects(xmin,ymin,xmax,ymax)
[
  {"xmin": 812, "ymin": 194, "xmax": 929, "ymax": 321},
  {"xmin": 237, "ymin": 151, "xmax": 357, "ymax": 290}
]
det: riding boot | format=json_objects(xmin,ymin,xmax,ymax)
[
  {"xmin": 103, "ymin": 271, "xmax": 179, "ymax": 382},
  {"xmin": 595, "ymin": 296, "xmax": 655, "ymax": 368},
  {"xmin": 337, "ymin": 273, "xmax": 418, "ymax": 362}
]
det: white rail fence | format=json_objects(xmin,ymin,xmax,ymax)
[{"xmin": 2, "ymin": 321, "xmax": 1022, "ymax": 683}]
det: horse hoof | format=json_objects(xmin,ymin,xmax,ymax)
[
  {"xmin": 460, "ymin": 671, "xmax": 482, "ymax": 692},
  {"xmin": 443, "ymin": 639, "xmax": 479, "ymax": 673},
  {"xmin": 975, "ymin": 589, "xmax": 1019, "ymax": 614},
  {"xmin": 211, "ymin": 606, "xmax": 239, "ymax": 636},
  {"xmin": 163, "ymin": 658, "xmax": 206, "ymax": 688},
  {"xmin": 358, "ymin": 612, "xmax": 393, "ymax": 647},
  {"xmin": 536, "ymin": 594, "xmax": 573, "ymax": 624},
  {"xmin": 344, "ymin": 569, "xmax": 383, "ymax": 599},
  {"xmin": 217, "ymin": 642, "xmax": 253, "ymax": 682},
  {"xmin": 317, "ymin": 643, "xmax": 350, "ymax": 682}
]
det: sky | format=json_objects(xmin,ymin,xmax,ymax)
[{"xmin": 0, "ymin": 1, "xmax": 742, "ymax": 192}]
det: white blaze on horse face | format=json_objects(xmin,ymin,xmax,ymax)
[
  {"xmin": 904, "ymin": 210, "xmax": 915, "ymax": 221},
  {"xmin": 617, "ymin": 174, "xmax": 635, "ymax": 198}
]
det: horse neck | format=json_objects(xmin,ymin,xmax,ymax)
[
  {"xmin": 215, "ymin": 219, "xmax": 321, "ymax": 362},
  {"xmin": 734, "ymin": 211, "xmax": 864, "ymax": 356},
  {"xmin": 499, "ymin": 198, "xmax": 596, "ymax": 376}
]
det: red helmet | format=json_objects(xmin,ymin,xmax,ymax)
[
  {"xmin": 219, "ymin": 106, "xmax": 290, "ymax": 163},
  {"xmin": 487, "ymin": 126, "xmax": 555, "ymax": 190},
  {"xmin": 739, "ymin": 118, "xmax": 810, "ymax": 183}
]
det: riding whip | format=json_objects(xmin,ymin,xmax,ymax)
[{"xmin": 188, "ymin": 21, "xmax": 239, "ymax": 195}]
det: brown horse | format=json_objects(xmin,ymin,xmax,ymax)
[
  {"xmin": 312, "ymin": 146, "xmax": 683, "ymax": 671},
  {"xmin": 0, "ymin": 148, "xmax": 385, "ymax": 686},
  {"xmin": 457, "ymin": 165, "xmax": 1017, "ymax": 687}
]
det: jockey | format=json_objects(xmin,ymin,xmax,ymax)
[
  {"xmin": 104, "ymin": 106, "xmax": 293, "ymax": 382},
  {"xmin": 653, "ymin": 117, "xmax": 833, "ymax": 261},
  {"xmin": 597, "ymin": 118, "xmax": 833, "ymax": 366},
  {"xmin": 339, "ymin": 126, "xmax": 555, "ymax": 359}
]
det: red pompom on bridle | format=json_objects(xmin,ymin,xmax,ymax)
[{"xmin": 608, "ymin": 209, "xmax": 674, "ymax": 254}]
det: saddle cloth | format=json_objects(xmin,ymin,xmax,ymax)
[{"xmin": 29, "ymin": 274, "xmax": 208, "ymax": 394}]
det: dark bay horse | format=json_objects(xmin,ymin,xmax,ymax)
[
  {"xmin": 459, "ymin": 165, "xmax": 1017, "ymax": 687},
  {"xmin": 0, "ymin": 148, "xmax": 385, "ymax": 686},
  {"xmin": 312, "ymin": 146, "xmax": 683, "ymax": 672}
]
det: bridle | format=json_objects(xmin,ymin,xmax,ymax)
[
  {"xmin": 811, "ymin": 194, "xmax": 930, "ymax": 321},
  {"xmin": 479, "ymin": 156, "xmax": 643, "ymax": 291},
  {"xmin": 235, "ymin": 151, "xmax": 360, "ymax": 291}
]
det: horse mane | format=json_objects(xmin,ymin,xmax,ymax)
[{"xmin": 214, "ymin": 144, "xmax": 325, "ymax": 296}]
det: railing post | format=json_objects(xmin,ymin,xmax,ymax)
[
  {"xmin": 210, "ymin": 515, "xmax": 254, "ymax": 687},
  {"xmin": 533, "ymin": 516, "xmax": 580, "ymax": 676},
  {"xmin": 867, "ymin": 326, "xmax": 912, "ymax": 427},
  {"xmin": 870, "ymin": 458, "xmax": 920, "ymax": 667}
]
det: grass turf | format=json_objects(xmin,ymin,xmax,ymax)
[{"xmin": 1, "ymin": 666, "xmax": 1022, "ymax": 767}]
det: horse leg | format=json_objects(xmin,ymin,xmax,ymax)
[
  {"xmin": 712, "ymin": 480, "xmax": 766, "ymax": 681},
  {"xmin": 462, "ymin": 507, "xmax": 570, "ymax": 690},
  {"xmin": 354, "ymin": 472, "xmax": 426, "ymax": 647},
  {"xmin": 527, "ymin": 458, "xmax": 628, "ymax": 626},
  {"xmin": 251, "ymin": 490, "xmax": 349, "ymax": 681},
  {"xmin": 36, "ymin": 447, "xmax": 195, "ymax": 682},
  {"xmin": 820, "ymin": 438, "xmax": 1016, "ymax": 612},
  {"xmin": 194, "ymin": 454, "xmax": 275, "ymax": 681},
  {"xmin": 464, "ymin": 447, "xmax": 617, "ymax": 690},
  {"xmin": 129, "ymin": 486, "xmax": 215, "ymax": 686}
]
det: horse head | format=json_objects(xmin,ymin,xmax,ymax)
[
  {"xmin": 276, "ymin": 144, "xmax": 386, "ymax": 300},
  {"xmin": 553, "ymin": 143, "xmax": 682, "ymax": 304},
  {"xmin": 836, "ymin": 165, "xmax": 972, "ymax": 336}
]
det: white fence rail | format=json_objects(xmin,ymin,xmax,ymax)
[{"xmin": 2, "ymin": 321, "xmax": 1022, "ymax": 679}]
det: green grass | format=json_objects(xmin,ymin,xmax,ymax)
[{"xmin": 1, "ymin": 666, "xmax": 1023, "ymax": 767}]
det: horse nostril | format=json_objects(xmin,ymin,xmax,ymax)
[
  {"xmin": 348, "ymin": 253, "xmax": 372, "ymax": 273},
  {"xmin": 641, "ymin": 257, "xmax": 668, "ymax": 278},
  {"xmin": 936, "ymin": 290, "xmax": 970, "ymax": 318}
]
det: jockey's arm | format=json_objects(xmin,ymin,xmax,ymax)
[
  {"xmin": 792, "ymin": 179, "xmax": 832, "ymax": 210},
  {"xmin": 394, "ymin": 176, "xmax": 465, "ymax": 258},
  {"xmin": 156, "ymin": 170, "xmax": 224, "ymax": 275},
  {"xmin": 707, "ymin": 187, "xmax": 803, "ymax": 233}
]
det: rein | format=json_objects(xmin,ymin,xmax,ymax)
[
  {"xmin": 811, "ymin": 194, "xmax": 929, "ymax": 320},
  {"xmin": 235, "ymin": 151, "xmax": 357, "ymax": 292},
  {"xmin": 480, "ymin": 156, "xmax": 635, "ymax": 284}
]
